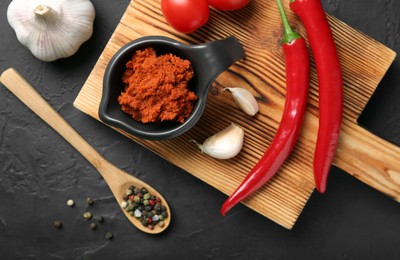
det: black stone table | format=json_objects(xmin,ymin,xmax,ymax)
[{"xmin": 1, "ymin": 0, "xmax": 399, "ymax": 259}]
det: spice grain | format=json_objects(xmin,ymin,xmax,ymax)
[
  {"xmin": 83, "ymin": 212, "xmax": 92, "ymax": 220},
  {"xmin": 121, "ymin": 185, "xmax": 168, "ymax": 230},
  {"xmin": 67, "ymin": 199, "xmax": 74, "ymax": 207},
  {"xmin": 105, "ymin": 232, "xmax": 113, "ymax": 240},
  {"xmin": 53, "ymin": 220, "xmax": 63, "ymax": 229}
]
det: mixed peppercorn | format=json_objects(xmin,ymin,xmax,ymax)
[
  {"xmin": 121, "ymin": 186, "xmax": 168, "ymax": 230},
  {"xmin": 53, "ymin": 197, "xmax": 113, "ymax": 240}
]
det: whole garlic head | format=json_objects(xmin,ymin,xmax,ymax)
[{"xmin": 7, "ymin": 0, "xmax": 95, "ymax": 62}]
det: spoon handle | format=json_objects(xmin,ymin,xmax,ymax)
[
  {"xmin": 1, "ymin": 68, "xmax": 172, "ymax": 234},
  {"xmin": 0, "ymin": 68, "xmax": 112, "ymax": 181}
]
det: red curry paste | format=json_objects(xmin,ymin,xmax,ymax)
[{"xmin": 118, "ymin": 47, "xmax": 197, "ymax": 123}]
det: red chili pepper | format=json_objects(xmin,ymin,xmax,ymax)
[
  {"xmin": 220, "ymin": 0, "xmax": 310, "ymax": 216},
  {"xmin": 290, "ymin": 0, "xmax": 343, "ymax": 193}
]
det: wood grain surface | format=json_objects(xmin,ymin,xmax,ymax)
[{"xmin": 73, "ymin": 0, "xmax": 399, "ymax": 229}]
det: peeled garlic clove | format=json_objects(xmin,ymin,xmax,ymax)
[
  {"xmin": 225, "ymin": 88, "xmax": 259, "ymax": 116},
  {"xmin": 191, "ymin": 123, "xmax": 244, "ymax": 159},
  {"xmin": 7, "ymin": 0, "xmax": 95, "ymax": 62}
]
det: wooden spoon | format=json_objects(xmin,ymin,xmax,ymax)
[{"xmin": 0, "ymin": 68, "xmax": 171, "ymax": 234}]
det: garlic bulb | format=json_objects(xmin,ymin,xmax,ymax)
[
  {"xmin": 191, "ymin": 123, "xmax": 244, "ymax": 159},
  {"xmin": 7, "ymin": 0, "xmax": 95, "ymax": 62},
  {"xmin": 225, "ymin": 88, "xmax": 259, "ymax": 116}
]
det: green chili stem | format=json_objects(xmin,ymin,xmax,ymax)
[{"xmin": 277, "ymin": 0, "xmax": 301, "ymax": 44}]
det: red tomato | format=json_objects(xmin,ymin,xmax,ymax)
[
  {"xmin": 161, "ymin": 0, "xmax": 210, "ymax": 34},
  {"xmin": 208, "ymin": 0, "xmax": 251, "ymax": 11}
]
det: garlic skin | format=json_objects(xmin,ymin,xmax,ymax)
[
  {"xmin": 192, "ymin": 123, "xmax": 244, "ymax": 159},
  {"xmin": 7, "ymin": 0, "xmax": 95, "ymax": 62},
  {"xmin": 225, "ymin": 88, "xmax": 259, "ymax": 116}
]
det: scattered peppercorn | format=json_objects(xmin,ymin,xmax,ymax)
[
  {"xmin": 86, "ymin": 197, "xmax": 94, "ymax": 205},
  {"xmin": 83, "ymin": 212, "xmax": 92, "ymax": 220},
  {"xmin": 53, "ymin": 220, "xmax": 63, "ymax": 229},
  {"xmin": 67, "ymin": 199, "xmax": 74, "ymax": 207},
  {"xmin": 121, "ymin": 185, "xmax": 168, "ymax": 230},
  {"xmin": 55, "ymin": 199, "xmax": 113, "ymax": 235},
  {"xmin": 90, "ymin": 223, "xmax": 97, "ymax": 230},
  {"xmin": 105, "ymin": 232, "xmax": 113, "ymax": 240},
  {"xmin": 96, "ymin": 216, "xmax": 104, "ymax": 223}
]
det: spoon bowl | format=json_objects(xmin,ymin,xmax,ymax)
[
  {"xmin": 0, "ymin": 68, "xmax": 170, "ymax": 234},
  {"xmin": 99, "ymin": 35, "xmax": 245, "ymax": 140}
]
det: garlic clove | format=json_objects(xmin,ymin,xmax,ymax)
[
  {"xmin": 7, "ymin": 0, "xmax": 96, "ymax": 62},
  {"xmin": 225, "ymin": 88, "xmax": 259, "ymax": 116},
  {"xmin": 191, "ymin": 123, "xmax": 244, "ymax": 159}
]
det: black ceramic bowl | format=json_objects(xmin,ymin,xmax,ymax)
[{"xmin": 99, "ymin": 35, "xmax": 245, "ymax": 140}]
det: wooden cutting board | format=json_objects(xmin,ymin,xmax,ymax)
[{"xmin": 73, "ymin": 0, "xmax": 400, "ymax": 229}]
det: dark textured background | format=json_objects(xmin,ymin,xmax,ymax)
[{"xmin": 1, "ymin": 0, "xmax": 399, "ymax": 259}]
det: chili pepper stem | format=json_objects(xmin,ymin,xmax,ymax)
[{"xmin": 277, "ymin": 0, "xmax": 300, "ymax": 44}]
